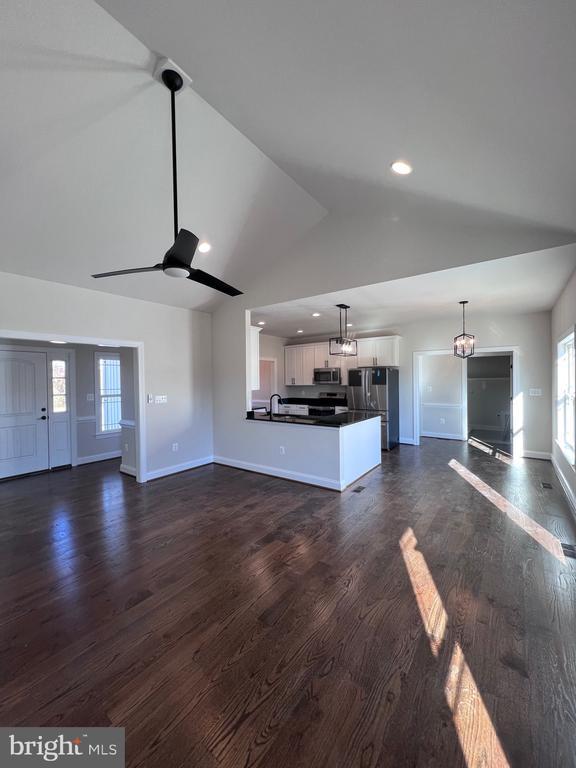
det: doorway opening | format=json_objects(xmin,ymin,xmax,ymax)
[
  {"xmin": 467, "ymin": 353, "xmax": 512, "ymax": 455},
  {"xmin": 0, "ymin": 334, "xmax": 144, "ymax": 482}
]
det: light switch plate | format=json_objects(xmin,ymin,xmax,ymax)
[
  {"xmin": 147, "ymin": 394, "xmax": 154, "ymax": 404},
  {"xmin": 86, "ymin": 393, "xmax": 94, "ymax": 402},
  {"xmin": 529, "ymin": 388, "xmax": 542, "ymax": 397},
  {"xmin": 155, "ymin": 394, "xmax": 167, "ymax": 404}
]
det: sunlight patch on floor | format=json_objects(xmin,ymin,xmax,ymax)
[
  {"xmin": 399, "ymin": 527, "xmax": 447, "ymax": 656},
  {"xmin": 445, "ymin": 641, "xmax": 510, "ymax": 768},
  {"xmin": 448, "ymin": 459, "xmax": 564, "ymax": 562},
  {"xmin": 400, "ymin": 527, "xmax": 510, "ymax": 768},
  {"xmin": 468, "ymin": 436, "xmax": 514, "ymax": 466}
]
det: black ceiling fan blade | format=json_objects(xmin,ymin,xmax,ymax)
[
  {"xmin": 188, "ymin": 269, "xmax": 243, "ymax": 296},
  {"xmin": 163, "ymin": 229, "xmax": 199, "ymax": 267},
  {"xmin": 92, "ymin": 265, "xmax": 163, "ymax": 278}
]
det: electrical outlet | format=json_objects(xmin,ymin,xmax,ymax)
[
  {"xmin": 124, "ymin": 443, "xmax": 129, "ymax": 451},
  {"xmin": 279, "ymin": 446, "xmax": 286, "ymax": 455},
  {"xmin": 439, "ymin": 417, "xmax": 446, "ymax": 425},
  {"xmin": 86, "ymin": 393, "xmax": 94, "ymax": 402},
  {"xmin": 172, "ymin": 442, "xmax": 179, "ymax": 452}
]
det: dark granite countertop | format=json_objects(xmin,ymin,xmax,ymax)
[
  {"xmin": 281, "ymin": 396, "xmax": 348, "ymax": 406},
  {"xmin": 247, "ymin": 411, "xmax": 380, "ymax": 428}
]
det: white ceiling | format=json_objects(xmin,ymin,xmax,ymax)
[
  {"xmin": 0, "ymin": 0, "xmax": 324, "ymax": 311},
  {"xmin": 97, "ymin": 0, "xmax": 576, "ymax": 230},
  {"xmin": 252, "ymin": 247, "xmax": 576, "ymax": 339}
]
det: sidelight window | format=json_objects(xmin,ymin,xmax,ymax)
[
  {"xmin": 95, "ymin": 354, "xmax": 122, "ymax": 434},
  {"xmin": 556, "ymin": 331, "xmax": 575, "ymax": 465}
]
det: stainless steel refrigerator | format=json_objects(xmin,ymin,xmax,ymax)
[{"xmin": 347, "ymin": 367, "xmax": 399, "ymax": 450}]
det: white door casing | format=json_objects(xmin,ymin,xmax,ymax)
[{"xmin": 0, "ymin": 351, "xmax": 49, "ymax": 479}]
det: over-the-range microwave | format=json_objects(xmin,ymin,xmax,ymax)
[{"xmin": 313, "ymin": 368, "xmax": 341, "ymax": 384}]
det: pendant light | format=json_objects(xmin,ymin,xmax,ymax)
[
  {"xmin": 453, "ymin": 300, "xmax": 475, "ymax": 358},
  {"xmin": 329, "ymin": 304, "xmax": 357, "ymax": 356}
]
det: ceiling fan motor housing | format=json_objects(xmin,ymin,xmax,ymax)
[{"xmin": 153, "ymin": 56, "xmax": 192, "ymax": 93}]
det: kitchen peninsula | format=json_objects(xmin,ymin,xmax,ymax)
[{"xmin": 245, "ymin": 411, "xmax": 381, "ymax": 491}]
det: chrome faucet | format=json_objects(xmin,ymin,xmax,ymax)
[{"xmin": 269, "ymin": 393, "xmax": 283, "ymax": 420}]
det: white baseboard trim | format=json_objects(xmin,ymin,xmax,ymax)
[
  {"xmin": 552, "ymin": 455, "xmax": 576, "ymax": 517},
  {"xmin": 421, "ymin": 432, "xmax": 464, "ymax": 441},
  {"xmin": 76, "ymin": 450, "xmax": 121, "ymax": 466},
  {"xmin": 523, "ymin": 450, "xmax": 551, "ymax": 461},
  {"xmin": 399, "ymin": 436, "xmax": 418, "ymax": 445},
  {"xmin": 146, "ymin": 456, "xmax": 214, "ymax": 482},
  {"xmin": 214, "ymin": 455, "xmax": 342, "ymax": 491},
  {"xmin": 120, "ymin": 463, "xmax": 137, "ymax": 477}
]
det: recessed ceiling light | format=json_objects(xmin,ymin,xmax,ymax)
[
  {"xmin": 257, "ymin": 321, "xmax": 266, "ymax": 326},
  {"xmin": 347, "ymin": 323, "xmax": 353, "ymax": 327},
  {"xmin": 391, "ymin": 159, "xmax": 413, "ymax": 176},
  {"xmin": 312, "ymin": 312, "xmax": 321, "ymax": 317},
  {"xmin": 50, "ymin": 340, "xmax": 67, "ymax": 344},
  {"xmin": 297, "ymin": 329, "xmax": 304, "ymax": 334},
  {"xmin": 198, "ymin": 241, "xmax": 212, "ymax": 253}
]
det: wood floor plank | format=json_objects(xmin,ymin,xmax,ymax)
[{"xmin": 1, "ymin": 442, "xmax": 575, "ymax": 767}]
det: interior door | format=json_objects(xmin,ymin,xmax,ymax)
[{"xmin": 0, "ymin": 351, "xmax": 49, "ymax": 479}]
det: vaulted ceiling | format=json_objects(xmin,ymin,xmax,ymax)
[
  {"xmin": 0, "ymin": 0, "xmax": 325, "ymax": 311},
  {"xmin": 2, "ymin": 0, "xmax": 575, "ymax": 313},
  {"xmin": 98, "ymin": 0, "xmax": 576, "ymax": 230}
]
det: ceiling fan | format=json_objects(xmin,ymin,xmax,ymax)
[{"xmin": 92, "ymin": 67, "xmax": 242, "ymax": 297}]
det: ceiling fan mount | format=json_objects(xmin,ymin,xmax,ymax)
[
  {"xmin": 92, "ymin": 61, "xmax": 242, "ymax": 297},
  {"xmin": 161, "ymin": 68, "xmax": 184, "ymax": 93}
]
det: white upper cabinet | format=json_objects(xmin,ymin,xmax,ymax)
[
  {"xmin": 314, "ymin": 342, "xmax": 330, "ymax": 369},
  {"xmin": 301, "ymin": 346, "xmax": 315, "ymax": 385},
  {"xmin": 285, "ymin": 336, "xmax": 400, "ymax": 385},
  {"xmin": 284, "ymin": 345, "xmax": 315, "ymax": 385},
  {"xmin": 373, "ymin": 336, "xmax": 400, "ymax": 366},
  {"xmin": 284, "ymin": 345, "xmax": 302, "ymax": 386},
  {"xmin": 356, "ymin": 338, "xmax": 376, "ymax": 367},
  {"xmin": 355, "ymin": 336, "xmax": 400, "ymax": 367}
]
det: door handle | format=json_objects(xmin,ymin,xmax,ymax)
[{"xmin": 38, "ymin": 415, "xmax": 47, "ymax": 420}]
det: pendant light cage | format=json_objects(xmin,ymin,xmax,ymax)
[
  {"xmin": 329, "ymin": 304, "xmax": 358, "ymax": 356},
  {"xmin": 453, "ymin": 300, "xmax": 475, "ymax": 359}
]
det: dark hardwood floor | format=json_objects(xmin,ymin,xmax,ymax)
[{"xmin": 1, "ymin": 440, "xmax": 575, "ymax": 767}]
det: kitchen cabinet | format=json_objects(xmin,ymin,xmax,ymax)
[
  {"xmin": 374, "ymin": 336, "xmax": 400, "ymax": 366},
  {"xmin": 285, "ymin": 346, "xmax": 302, "ymax": 386},
  {"xmin": 355, "ymin": 336, "xmax": 400, "ymax": 367},
  {"xmin": 314, "ymin": 342, "xmax": 330, "ymax": 369},
  {"xmin": 285, "ymin": 336, "xmax": 400, "ymax": 385},
  {"xmin": 356, "ymin": 338, "xmax": 376, "ymax": 367},
  {"xmin": 284, "ymin": 345, "xmax": 315, "ymax": 385},
  {"xmin": 279, "ymin": 404, "xmax": 309, "ymax": 416}
]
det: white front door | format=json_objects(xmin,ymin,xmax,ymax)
[{"xmin": 0, "ymin": 351, "xmax": 49, "ymax": 479}]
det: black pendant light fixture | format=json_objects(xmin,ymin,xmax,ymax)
[
  {"xmin": 92, "ymin": 66, "xmax": 242, "ymax": 296},
  {"xmin": 329, "ymin": 304, "xmax": 357, "ymax": 357},
  {"xmin": 453, "ymin": 300, "xmax": 475, "ymax": 358}
]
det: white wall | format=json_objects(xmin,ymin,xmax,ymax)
[
  {"xmin": 551, "ymin": 268, "xmax": 576, "ymax": 510},
  {"xmin": 397, "ymin": 311, "xmax": 552, "ymax": 454},
  {"xmin": 0, "ymin": 272, "xmax": 213, "ymax": 479},
  {"xmin": 420, "ymin": 354, "xmax": 465, "ymax": 439},
  {"xmin": 257, "ymin": 334, "xmax": 289, "ymax": 398}
]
